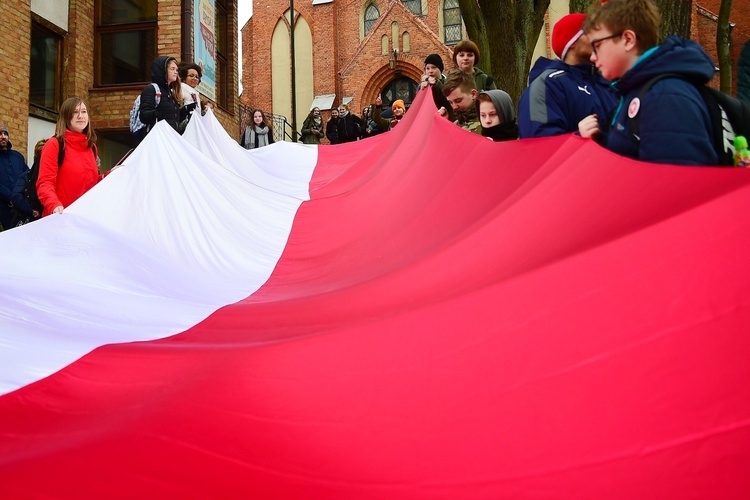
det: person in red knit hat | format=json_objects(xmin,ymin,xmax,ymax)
[
  {"xmin": 37, "ymin": 97, "xmax": 103, "ymax": 216},
  {"xmin": 518, "ymin": 12, "xmax": 616, "ymax": 138}
]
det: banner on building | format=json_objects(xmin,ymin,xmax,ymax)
[{"xmin": 194, "ymin": 0, "xmax": 216, "ymax": 101}]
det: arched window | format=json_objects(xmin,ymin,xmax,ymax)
[
  {"xmin": 364, "ymin": 4, "xmax": 380, "ymax": 35},
  {"xmin": 402, "ymin": 0, "xmax": 422, "ymax": 16},
  {"xmin": 443, "ymin": 0, "xmax": 461, "ymax": 46}
]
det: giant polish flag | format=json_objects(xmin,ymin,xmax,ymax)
[{"xmin": 1, "ymin": 90, "xmax": 750, "ymax": 497}]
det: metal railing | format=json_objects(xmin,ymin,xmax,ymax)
[{"xmin": 239, "ymin": 105, "xmax": 299, "ymax": 144}]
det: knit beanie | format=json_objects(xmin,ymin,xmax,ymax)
[
  {"xmin": 0, "ymin": 123, "xmax": 8, "ymax": 135},
  {"xmin": 551, "ymin": 13, "xmax": 586, "ymax": 60},
  {"xmin": 424, "ymin": 53, "xmax": 444, "ymax": 73},
  {"xmin": 392, "ymin": 99, "xmax": 405, "ymax": 111}
]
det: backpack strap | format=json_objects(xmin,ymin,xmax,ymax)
[
  {"xmin": 696, "ymin": 85, "xmax": 731, "ymax": 165},
  {"xmin": 56, "ymin": 137, "xmax": 98, "ymax": 169},
  {"xmin": 627, "ymin": 73, "xmax": 683, "ymax": 141},
  {"xmin": 57, "ymin": 137, "xmax": 65, "ymax": 168},
  {"xmin": 151, "ymin": 82, "xmax": 162, "ymax": 107},
  {"xmin": 627, "ymin": 73, "xmax": 730, "ymax": 165}
]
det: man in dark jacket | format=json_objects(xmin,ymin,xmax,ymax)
[
  {"xmin": 519, "ymin": 13, "xmax": 616, "ymax": 139},
  {"xmin": 578, "ymin": 0, "xmax": 717, "ymax": 166},
  {"xmin": 0, "ymin": 123, "xmax": 32, "ymax": 230}
]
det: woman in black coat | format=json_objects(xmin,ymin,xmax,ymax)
[
  {"xmin": 336, "ymin": 104, "xmax": 365, "ymax": 143},
  {"xmin": 138, "ymin": 56, "xmax": 184, "ymax": 136}
]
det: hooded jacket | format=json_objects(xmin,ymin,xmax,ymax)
[
  {"xmin": 447, "ymin": 67, "xmax": 497, "ymax": 92},
  {"xmin": 0, "ymin": 140, "xmax": 31, "ymax": 228},
  {"xmin": 469, "ymin": 67, "xmax": 497, "ymax": 92},
  {"xmin": 604, "ymin": 36, "xmax": 717, "ymax": 166},
  {"xmin": 476, "ymin": 90, "xmax": 519, "ymax": 142},
  {"xmin": 138, "ymin": 56, "xmax": 181, "ymax": 132},
  {"xmin": 518, "ymin": 57, "xmax": 616, "ymax": 138}
]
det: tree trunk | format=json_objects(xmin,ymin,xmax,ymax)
[
  {"xmin": 457, "ymin": 0, "xmax": 490, "ymax": 75},
  {"xmin": 717, "ymin": 0, "xmax": 733, "ymax": 94},
  {"xmin": 655, "ymin": 0, "xmax": 692, "ymax": 39},
  {"xmin": 569, "ymin": 0, "xmax": 589, "ymax": 14},
  {"xmin": 458, "ymin": 0, "xmax": 550, "ymax": 109}
]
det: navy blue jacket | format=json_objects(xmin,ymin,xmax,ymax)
[
  {"xmin": 0, "ymin": 141, "xmax": 31, "ymax": 228},
  {"xmin": 604, "ymin": 36, "xmax": 717, "ymax": 166},
  {"xmin": 519, "ymin": 58, "xmax": 616, "ymax": 138}
]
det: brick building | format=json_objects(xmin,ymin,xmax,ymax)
[
  {"xmin": 693, "ymin": 0, "xmax": 750, "ymax": 95},
  {"xmin": 241, "ymin": 0, "xmax": 463, "ymax": 136},
  {"xmin": 239, "ymin": 0, "xmax": 583, "ymax": 136},
  {"xmin": 1, "ymin": 0, "xmax": 239, "ymax": 170},
  {"xmin": 242, "ymin": 0, "xmax": 749, "ymax": 142}
]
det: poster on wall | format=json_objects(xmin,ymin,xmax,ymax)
[{"xmin": 194, "ymin": 0, "xmax": 216, "ymax": 101}]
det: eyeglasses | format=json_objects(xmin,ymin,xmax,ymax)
[
  {"xmin": 590, "ymin": 33, "xmax": 623, "ymax": 56},
  {"xmin": 187, "ymin": 74, "xmax": 201, "ymax": 82}
]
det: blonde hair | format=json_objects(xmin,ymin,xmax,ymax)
[
  {"xmin": 584, "ymin": 0, "xmax": 661, "ymax": 53},
  {"xmin": 34, "ymin": 138, "xmax": 47, "ymax": 161},
  {"xmin": 165, "ymin": 58, "xmax": 184, "ymax": 106}
]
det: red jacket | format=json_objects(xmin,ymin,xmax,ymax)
[{"xmin": 37, "ymin": 130, "xmax": 100, "ymax": 216}]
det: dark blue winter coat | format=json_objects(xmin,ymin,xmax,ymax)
[
  {"xmin": 0, "ymin": 141, "xmax": 31, "ymax": 228},
  {"xmin": 604, "ymin": 36, "xmax": 717, "ymax": 166},
  {"xmin": 518, "ymin": 58, "xmax": 616, "ymax": 138}
]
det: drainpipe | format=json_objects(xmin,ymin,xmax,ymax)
[
  {"xmin": 290, "ymin": 0, "xmax": 298, "ymax": 141},
  {"xmin": 181, "ymin": 0, "xmax": 193, "ymax": 62}
]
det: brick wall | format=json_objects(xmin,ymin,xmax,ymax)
[
  {"xmin": 243, "ymin": 0, "xmax": 455, "ymax": 128},
  {"xmin": 694, "ymin": 0, "xmax": 750, "ymax": 95},
  {"xmin": 81, "ymin": 0, "xmax": 238, "ymax": 137},
  {"xmin": 2, "ymin": 0, "xmax": 32, "ymax": 156}
]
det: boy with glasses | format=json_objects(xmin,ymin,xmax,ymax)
[{"xmin": 578, "ymin": 0, "xmax": 718, "ymax": 166}]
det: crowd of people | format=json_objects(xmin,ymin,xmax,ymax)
[
  {"xmin": 278, "ymin": 0, "xmax": 723, "ymax": 171},
  {"xmin": 0, "ymin": 0, "xmax": 734, "ymax": 232}
]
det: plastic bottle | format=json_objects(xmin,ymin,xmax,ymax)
[{"xmin": 734, "ymin": 135, "xmax": 750, "ymax": 168}]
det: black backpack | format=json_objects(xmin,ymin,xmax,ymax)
[{"xmin": 628, "ymin": 73, "xmax": 750, "ymax": 166}]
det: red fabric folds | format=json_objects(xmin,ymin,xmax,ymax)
[{"xmin": 2, "ymin": 90, "xmax": 750, "ymax": 498}]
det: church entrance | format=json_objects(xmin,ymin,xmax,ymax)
[{"xmin": 380, "ymin": 76, "xmax": 419, "ymax": 113}]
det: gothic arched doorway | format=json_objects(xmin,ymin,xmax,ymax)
[{"xmin": 379, "ymin": 76, "xmax": 419, "ymax": 115}]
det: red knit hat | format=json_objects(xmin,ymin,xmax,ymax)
[{"xmin": 551, "ymin": 13, "xmax": 586, "ymax": 60}]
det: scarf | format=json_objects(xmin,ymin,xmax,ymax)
[
  {"xmin": 246, "ymin": 125, "xmax": 270, "ymax": 149},
  {"xmin": 481, "ymin": 121, "xmax": 519, "ymax": 142}
]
